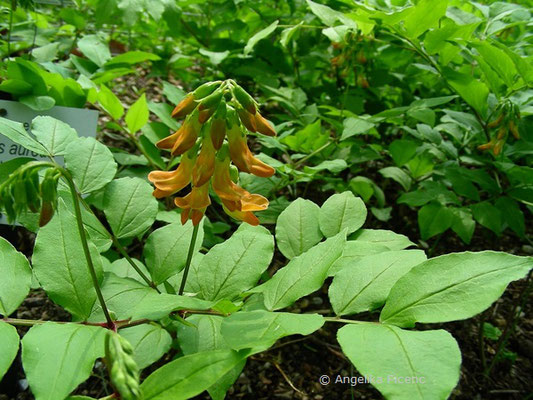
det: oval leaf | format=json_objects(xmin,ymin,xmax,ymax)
[
  {"xmin": 0, "ymin": 237, "xmax": 32, "ymax": 316},
  {"xmin": 275, "ymin": 198, "xmax": 323, "ymax": 259},
  {"xmin": 319, "ymin": 192, "xmax": 367, "ymax": 238},
  {"xmin": 65, "ymin": 136, "xmax": 117, "ymax": 194},
  {"xmin": 0, "ymin": 322, "xmax": 19, "ymax": 380},
  {"xmin": 380, "ymin": 252, "xmax": 533, "ymax": 327},
  {"xmin": 103, "ymin": 177, "xmax": 158, "ymax": 239},
  {"xmin": 338, "ymin": 324, "xmax": 461, "ymax": 400}
]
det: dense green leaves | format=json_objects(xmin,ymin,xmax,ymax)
[
  {"xmin": 0, "ymin": 322, "xmax": 19, "ymax": 380},
  {"xmin": 22, "ymin": 322, "xmax": 106, "ymax": 400},
  {"xmin": 103, "ymin": 177, "xmax": 158, "ymax": 239},
  {"xmin": 275, "ymin": 198, "xmax": 322, "ymax": 259},
  {"xmin": 338, "ymin": 324, "xmax": 461, "ymax": 400},
  {"xmin": 32, "ymin": 201, "xmax": 103, "ymax": 320},
  {"xmin": 0, "ymin": 237, "xmax": 32, "ymax": 316},
  {"xmin": 65, "ymin": 137, "xmax": 117, "ymax": 194},
  {"xmin": 381, "ymin": 252, "xmax": 533, "ymax": 327}
]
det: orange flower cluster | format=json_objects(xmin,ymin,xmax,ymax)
[
  {"xmin": 148, "ymin": 80, "xmax": 276, "ymax": 226},
  {"xmin": 478, "ymin": 105, "xmax": 521, "ymax": 156}
]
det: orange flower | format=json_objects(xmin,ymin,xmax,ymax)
[
  {"xmin": 227, "ymin": 125, "xmax": 275, "ymax": 178},
  {"xmin": 147, "ymin": 150, "xmax": 196, "ymax": 198},
  {"xmin": 253, "ymin": 112, "xmax": 276, "ymax": 137},
  {"xmin": 156, "ymin": 118, "xmax": 200, "ymax": 156},
  {"xmin": 237, "ymin": 108, "xmax": 257, "ymax": 132},
  {"xmin": 192, "ymin": 134, "xmax": 216, "ymax": 187},
  {"xmin": 222, "ymin": 204, "xmax": 260, "ymax": 226},
  {"xmin": 212, "ymin": 155, "xmax": 268, "ymax": 213},
  {"xmin": 174, "ymin": 182, "xmax": 211, "ymax": 226},
  {"xmin": 171, "ymin": 94, "xmax": 197, "ymax": 119}
]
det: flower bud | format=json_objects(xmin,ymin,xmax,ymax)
[
  {"xmin": 171, "ymin": 94, "xmax": 197, "ymax": 119},
  {"xmin": 192, "ymin": 81, "xmax": 222, "ymax": 100},
  {"xmin": 232, "ymin": 85, "xmax": 256, "ymax": 114}
]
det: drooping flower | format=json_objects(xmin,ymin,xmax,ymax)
[
  {"xmin": 192, "ymin": 133, "xmax": 216, "ymax": 187},
  {"xmin": 174, "ymin": 182, "xmax": 211, "ymax": 225},
  {"xmin": 148, "ymin": 80, "xmax": 277, "ymax": 226},
  {"xmin": 227, "ymin": 124, "xmax": 275, "ymax": 178},
  {"xmin": 147, "ymin": 149, "xmax": 196, "ymax": 198}
]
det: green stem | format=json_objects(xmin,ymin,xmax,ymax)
[
  {"xmin": 323, "ymin": 317, "xmax": 379, "ymax": 325},
  {"xmin": 7, "ymin": 0, "xmax": 15, "ymax": 55},
  {"xmin": 61, "ymin": 168, "xmax": 114, "ymax": 329},
  {"xmin": 112, "ymin": 236, "xmax": 161, "ymax": 293},
  {"xmin": 294, "ymin": 141, "xmax": 333, "ymax": 168},
  {"xmin": 178, "ymin": 223, "xmax": 200, "ymax": 295}
]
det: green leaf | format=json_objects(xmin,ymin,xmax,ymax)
[
  {"xmin": 306, "ymin": 0, "xmax": 343, "ymax": 26},
  {"xmin": 105, "ymin": 51, "xmax": 160, "ymax": 66},
  {"xmin": 319, "ymin": 192, "xmax": 367, "ymax": 238},
  {"xmin": 89, "ymin": 273, "xmax": 156, "ymax": 322},
  {"xmin": 244, "ymin": 20, "xmax": 279, "ymax": 55},
  {"xmin": 379, "ymin": 167, "xmax": 412, "ymax": 191},
  {"xmin": 380, "ymin": 252, "xmax": 533, "ymax": 327},
  {"xmin": 131, "ymin": 292, "xmax": 213, "ymax": 320},
  {"xmin": 0, "ymin": 322, "xmax": 19, "ymax": 380},
  {"xmin": 404, "ymin": 0, "xmax": 449, "ymax": 39},
  {"xmin": 177, "ymin": 314, "xmax": 244, "ymax": 400},
  {"xmin": 442, "ymin": 67, "xmax": 489, "ymax": 116},
  {"xmin": 221, "ymin": 311, "xmax": 324, "ymax": 350},
  {"xmin": 338, "ymin": 324, "xmax": 461, "ymax": 400},
  {"xmin": 275, "ymin": 198, "xmax": 323, "ymax": 259},
  {"xmin": 119, "ymin": 324, "xmax": 172, "ymax": 369},
  {"xmin": 58, "ymin": 190, "xmax": 112, "ymax": 253},
  {"xmin": 471, "ymin": 202, "xmax": 502, "ymax": 235},
  {"xmin": 148, "ymin": 102, "xmax": 179, "ymax": 130},
  {"xmin": 0, "ymin": 117, "xmax": 48, "ymax": 155},
  {"xmin": 19, "ymin": 95, "xmax": 56, "ymax": 111},
  {"xmin": 495, "ymin": 197, "xmax": 525, "ymax": 237},
  {"xmin": 349, "ymin": 229, "xmax": 415, "ymax": 250},
  {"xmin": 199, "ymin": 49, "xmax": 230, "ymax": 65},
  {"xmin": 22, "ymin": 322, "xmax": 106, "ymax": 400},
  {"xmin": 31, "ymin": 116, "xmax": 78, "ymax": 156},
  {"xmin": 144, "ymin": 221, "xmax": 204, "ymax": 285},
  {"xmin": 107, "ymin": 257, "xmax": 150, "ymax": 283},
  {"xmin": 32, "ymin": 201, "xmax": 103, "ymax": 320},
  {"xmin": 77, "ymin": 35, "xmax": 111, "ymax": 67},
  {"xmin": 0, "ymin": 237, "xmax": 32, "ymax": 316},
  {"xmin": 103, "ymin": 177, "xmax": 158, "ymax": 239},
  {"xmin": 341, "ymin": 117, "xmax": 375, "ymax": 140},
  {"xmin": 97, "ymin": 84, "xmax": 124, "ymax": 120},
  {"xmin": 186, "ymin": 224, "xmax": 274, "ymax": 301},
  {"xmin": 388, "ymin": 140, "xmax": 418, "ymax": 166},
  {"xmin": 141, "ymin": 349, "xmax": 248, "ymax": 400},
  {"xmin": 0, "ymin": 79, "xmax": 32, "ymax": 96},
  {"xmin": 474, "ymin": 41, "xmax": 517, "ymax": 88},
  {"xmin": 330, "ymin": 250, "xmax": 427, "ymax": 316},
  {"xmin": 65, "ymin": 137, "xmax": 117, "ymax": 194},
  {"xmin": 282, "ymin": 120, "xmax": 328, "ymax": 153},
  {"xmin": 451, "ymin": 208, "xmax": 476, "ymax": 244},
  {"xmin": 418, "ymin": 202, "xmax": 453, "ymax": 240},
  {"xmin": 125, "ymin": 93, "xmax": 149, "ymax": 135},
  {"xmin": 252, "ymin": 232, "xmax": 345, "ymax": 310},
  {"xmin": 162, "ymin": 81, "xmax": 186, "ymax": 104}
]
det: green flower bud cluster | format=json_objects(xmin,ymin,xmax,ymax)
[
  {"xmin": 0, "ymin": 162, "xmax": 60, "ymax": 227},
  {"xmin": 105, "ymin": 331, "xmax": 142, "ymax": 400}
]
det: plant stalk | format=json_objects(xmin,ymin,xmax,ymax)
[
  {"xmin": 178, "ymin": 223, "xmax": 200, "ymax": 295},
  {"xmin": 62, "ymin": 169, "xmax": 114, "ymax": 329}
]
